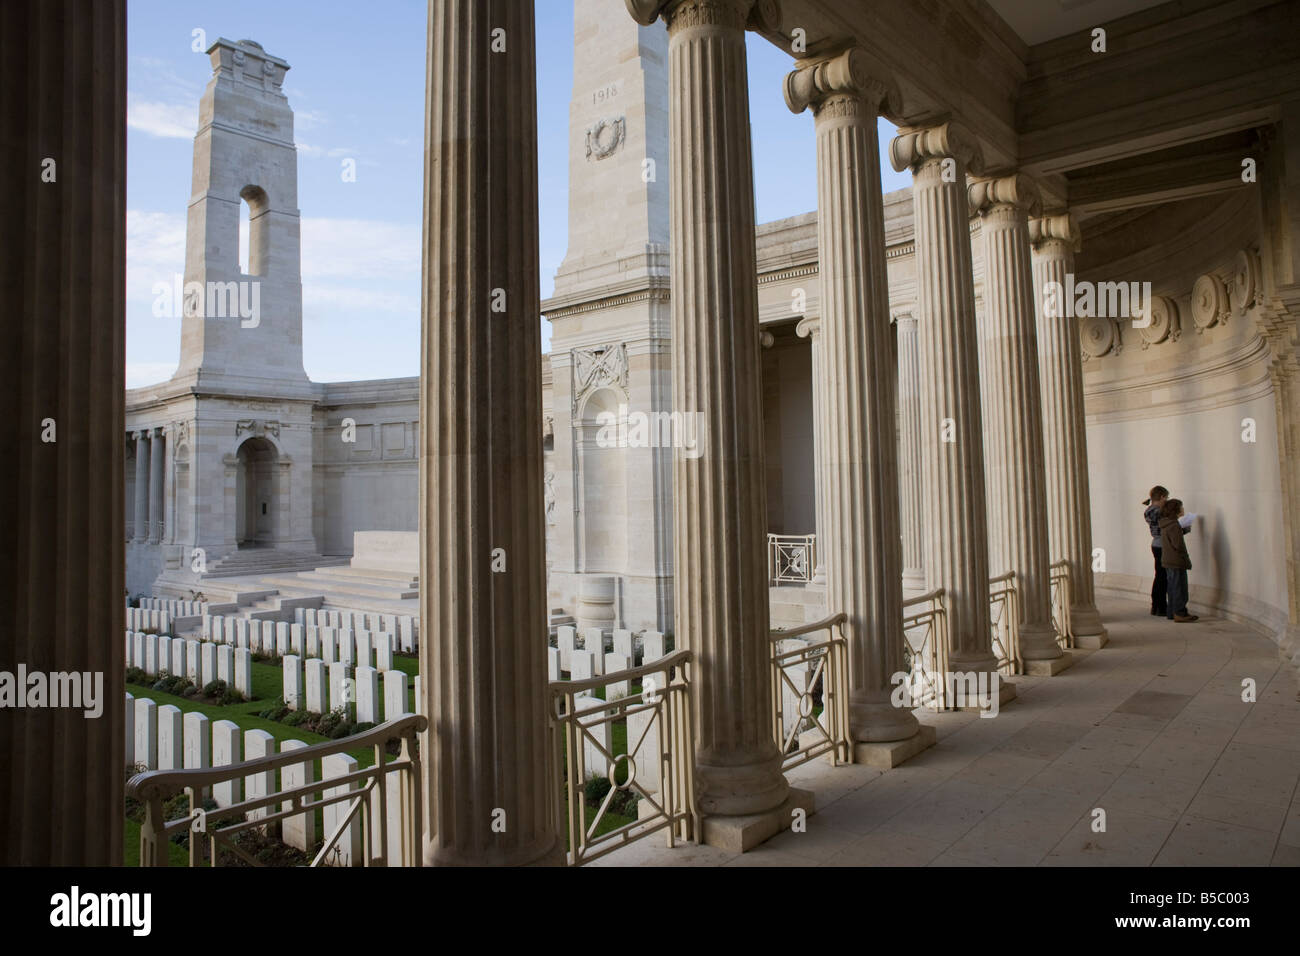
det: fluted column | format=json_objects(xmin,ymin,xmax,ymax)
[
  {"xmin": 796, "ymin": 316, "xmax": 828, "ymax": 586},
  {"xmin": 148, "ymin": 426, "xmax": 165, "ymax": 543},
  {"xmin": 133, "ymin": 430, "xmax": 150, "ymax": 542},
  {"xmin": 894, "ymin": 311, "xmax": 925, "ymax": 591},
  {"xmin": 420, "ymin": 0, "xmax": 558, "ymax": 865},
  {"xmin": 890, "ymin": 123, "xmax": 999, "ymax": 677},
  {"xmin": 970, "ymin": 175, "xmax": 1066, "ymax": 668},
  {"xmin": 629, "ymin": 0, "xmax": 789, "ymax": 819},
  {"xmin": 1029, "ymin": 213, "xmax": 1109, "ymax": 648},
  {"xmin": 1, "ymin": 0, "xmax": 126, "ymax": 864},
  {"xmin": 788, "ymin": 49, "xmax": 921, "ymax": 746}
]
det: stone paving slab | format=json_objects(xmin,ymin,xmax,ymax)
[{"xmin": 596, "ymin": 596, "xmax": 1300, "ymax": 867}]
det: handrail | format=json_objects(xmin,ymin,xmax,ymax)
[
  {"xmin": 549, "ymin": 648, "xmax": 692, "ymax": 698},
  {"xmin": 126, "ymin": 714, "xmax": 428, "ymax": 799},
  {"xmin": 903, "ymin": 587, "xmax": 944, "ymax": 607},
  {"xmin": 771, "ymin": 612, "xmax": 847, "ymax": 642}
]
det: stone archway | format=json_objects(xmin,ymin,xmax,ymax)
[{"xmin": 235, "ymin": 436, "xmax": 278, "ymax": 547}]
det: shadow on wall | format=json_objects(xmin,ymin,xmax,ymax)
[{"xmin": 1210, "ymin": 506, "xmax": 1229, "ymax": 598}]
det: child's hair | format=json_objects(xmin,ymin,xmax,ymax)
[
  {"xmin": 1160, "ymin": 498, "xmax": 1183, "ymax": 518},
  {"xmin": 1143, "ymin": 485, "xmax": 1170, "ymax": 506}
]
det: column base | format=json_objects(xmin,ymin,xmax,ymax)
[
  {"xmin": 699, "ymin": 787, "xmax": 815, "ymax": 853},
  {"xmin": 851, "ymin": 723, "xmax": 937, "ymax": 769},
  {"xmin": 1070, "ymin": 604, "xmax": 1109, "ymax": 648},
  {"xmin": 1024, "ymin": 652, "xmax": 1073, "ymax": 676}
]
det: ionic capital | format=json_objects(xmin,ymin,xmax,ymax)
[
  {"xmin": 784, "ymin": 47, "xmax": 898, "ymax": 118},
  {"xmin": 626, "ymin": 0, "xmax": 778, "ymax": 33},
  {"xmin": 891, "ymin": 308, "xmax": 916, "ymax": 329},
  {"xmin": 888, "ymin": 121, "xmax": 985, "ymax": 176},
  {"xmin": 1028, "ymin": 212, "xmax": 1082, "ymax": 253},
  {"xmin": 968, "ymin": 173, "xmax": 1041, "ymax": 218},
  {"xmin": 795, "ymin": 315, "xmax": 821, "ymax": 339}
]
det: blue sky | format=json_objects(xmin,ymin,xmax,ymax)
[{"xmin": 125, "ymin": 1, "xmax": 907, "ymax": 387}]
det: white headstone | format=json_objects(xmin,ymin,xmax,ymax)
[
  {"xmin": 321, "ymin": 628, "xmax": 337, "ymax": 664},
  {"xmin": 605, "ymin": 653, "xmax": 630, "ymax": 698},
  {"xmin": 321, "ymin": 753, "xmax": 361, "ymax": 866},
  {"xmin": 375, "ymin": 637, "xmax": 394, "ymax": 673},
  {"xmin": 200, "ymin": 642, "xmax": 217, "ymax": 689},
  {"xmin": 547, "ymin": 647, "xmax": 560, "ymax": 681},
  {"xmin": 124, "ymin": 692, "xmax": 135, "ymax": 767},
  {"xmin": 290, "ymin": 623, "xmax": 304, "ymax": 656},
  {"xmin": 133, "ymin": 633, "xmax": 146, "ymax": 672},
  {"xmin": 642, "ymin": 630, "xmax": 665, "ymax": 664},
  {"xmin": 234, "ymin": 647, "xmax": 253, "ymax": 698},
  {"xmin": 558, "ymin": 625, "xmax": 577, "ymax": 672},
  {"xmin": 577, "ymin": 696, "xmax": 610, "ymax": 782},
  {"xmin": 571, "ymin": 650, "xmax": 595, "ymax": 684},
  {"xmin": 383, "ymin": 670, "xmax": 409, "ymax": 721},
  {"xmin": 329, "ymin": 661, "xmax": 351, "ymax": 717},
  {"xmin": 355, "ymin": 665, "xmax": 380, "ymax": 724},
  {"xmin": 157, "ymin": 635, "xmax": 171, "ymax": 676},
  {"xmin": 243, "ymin": 729, "xmax": 276, "ymax": 825},
  {"xmin": 338, "ymin": 630, "xmax": 356, "ymax": 668},
  {"xmin": 217, "ymin": 645, "xmax": 233, "ymax": 686},
  {"xmin": 283, "ymin": 654, "xmax": 304, "ymax": 710},
  {"xmin": 157, "ymin": 704, "xmax": 183, "ymax": 770},
  {"xmin": 276, "ymin": 622, "xmax": 290, "ymax": 658},
  {"xmin": 613, "ymin": 629, "xmax": 633, "ymax": 660},
  {"xmin": 144, "ymin": 634, "xmax": 159, "ymax": 676},
  {"xmin": 183, "ymin": 711, "xmax": 210, "ymax": 783},
  {"xmin": 355, "ymin": 632, "xmax": 373, "ymax": 670},
  {"xmin": 280, "ymin": 739, "xmax": 316, "ymax": 851},
  {"xmin": 306, "ymin": 659, "xmax": 327, "ymax": 714},
  {"xmin": 306, "ymin": 625, "xmax": 321, "ymax": 658},
  {"xmin": 170, "ymin": 638, "xmax": 186, "ymax": 682},
  {"xmin": 185, "ymin": 639, "xmax": 201, "ymax": 685},
  {"xmin": 212, "ymin": 720, "xmax": 242, "ymax": 808},
  {"xmin": 398, "ymin": 616, "xmax": 415, "ymax": 653}
]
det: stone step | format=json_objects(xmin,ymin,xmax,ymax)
[{"xmin": 257, "ymin": 572, "xmax": 418, "ymax": 602}]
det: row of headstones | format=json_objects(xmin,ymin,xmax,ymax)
[
  {"xmin": 281, "ymin": 655, "xmax": 419, "ymax": 726},
  {"xmin": 137, "ymin": 597, "xmax": 205, "ymax": 617},
  {"xmin": 201, "ymin": 615, "xmax": 397, "ymax": 672},
  {"xmin": 552, "ymin": 627, "xmax": 673, "ymax": 797},
  {"xmin": 126, "ymin": 631, "xmax": 254, "ymax": 697},
  {"xmin": 294, "ymin": 607, "xmax": 418, "ymax": 652},
  {"xmin": 126, "ymin": 607, "xmax": 171, "ymax": 635},
  {"xmin": 124, "ymin": 694, "xmax": 394, "ymax": 866}
]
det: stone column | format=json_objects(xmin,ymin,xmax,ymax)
[
  {"xmin": 787, "ymin": 48, "xmax": 930, "ymax": 760},
  {"xmin": 628, "ymin": 0, "xmax": 793, "ymax": 828},
  {"xmin": 893, "ymin": 310, "xmax": 925, "ymax": 591},
  {"xmin": 149, "ymin": 426, "xmax": 165, "ymax": 543},
  {"xmin": 133, "ymin": 429, "xmax": 150, "ymax": 542},
  {"xmin": 890, "ymin": 123, "xmax": 1004, "ymax": 681},
  {"xmin": 970, "ymin": 175, "xmax": 1069, "ymax": 672},
  {"xmin": 0, "ymin": 0, "xmax": 126, "ymax": 864},
  {"xmin": 1029, "ymin": 213, "xmax": 1109, "ymax": 649},
  {"xmin": 420, "ymin": 0, "xmax": 558, "ymax": 866},
  {"xmin": 163, "ymin": 424, "xmax": 176, "ymax": 545},
  {"xmin": 795, "ymin": 316, "xmax": 828, "ymax": 586}
]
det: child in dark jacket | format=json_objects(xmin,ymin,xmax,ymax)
[
  {"xmin": 1159, "ymin": 498, "xmax": 1198, "ymax": 622},
  {"xmin": 1142, "ymin": 485, "xmax": 1170, "ymax": 616}
]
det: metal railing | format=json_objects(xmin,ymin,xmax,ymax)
[
  {"xmin": 548, "ymin": 649, "xmax": 698, "ymax": 867},
  {"xmin": 767, "ymin": 533, "xmax": 816, "ymax": 585},
  {"xmin": 988, "ymin": 571, "xmax": 1021, "ymax": 676},
  {"xmin": 769, "ymin": 613, "xmax": 851, "ymax": 769},
  {"xmin": 901, "ymin": 588, "xmax": 951, "ymax": 710},
  {"xmin": 126, "ymin": 714, "xmax": 427, "ymax": 867},
  {"xmin": 1049, "ymin": 560, "xmax": 1074, "ymax": 649}
]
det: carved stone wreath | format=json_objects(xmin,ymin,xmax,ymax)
[
  {"xmin": 236, "ymin": 419, "xmax": 281, "ymax": 439},
  {"xmin": 585, "ymin": 116, "xmax": 625, "ymax": 161},
  {"xmin": 1230, "ymin": 248, "xmax": 1261, "ymax": 314},
  {"xmin": 1137, "ymin": 295, "xmax": 1180, "ymax": 349},
  {"xmin": 1080, "ymin": 315, "xmax": 1121, "ymax": 361},
  {"xmin": 1191, "ymin": 273, "xmax": 1229, "ymax": 333}
]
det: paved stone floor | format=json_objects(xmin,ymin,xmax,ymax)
[{"xmin": 593, "ymin": 595, "xmax": 1300, "ymax": 867}]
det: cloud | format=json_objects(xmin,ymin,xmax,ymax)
[
  {"xmin": 128, "ymin": 97, "xmax": 197, "ymax": 139},
  {"xmin": 125, "ymin": 362, "xmax": 178, "ymax": 390},
  {"xmin": 296, "ymin": 142, "xmax": 356, "ymax": 159},
  {"xmin": 126, "ymin": 209, "xmax": 187, "ymax": 305},
  {"xmin": 300, "ymin": 218, "xmax": 419, "ymax": 281}
]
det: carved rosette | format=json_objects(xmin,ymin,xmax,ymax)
[
  {"xmin": 1191, "ymin": 273, "xmax": 1229, "ymax": 333},
  {"xmin": 1230, "ymin": 248, "xmax": 1261, "ymax": 314},
  {"xmin": 1136, "ymin": 295, "xmax": 1180, "ymax": 348},
  {"xmin": 1080, "ymin": 315, "xmax": 1120, "ymax": 361}
]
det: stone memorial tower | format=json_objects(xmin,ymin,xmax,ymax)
[{"xmin": 542, "ymin": 0, "xmax": 675, "ymax": 634}]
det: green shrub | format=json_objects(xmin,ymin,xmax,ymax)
[
  {"xmin": 126, "ymin": 666, "xmax": 149, "ymax": 685},
  {"xmin": 584, "ymin": 775, "xmax": 612, "ymax": 806},
  {"xmin": 202, "ymin": 679, "xmax": 227, "ymax": 698},
  {"xmin": 282, "ymin": 709, "xmax": 309, "ymax": 727},
  {"xmin": 257, "ymin": 697, "xmax": 289, "ymax": 721}
]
